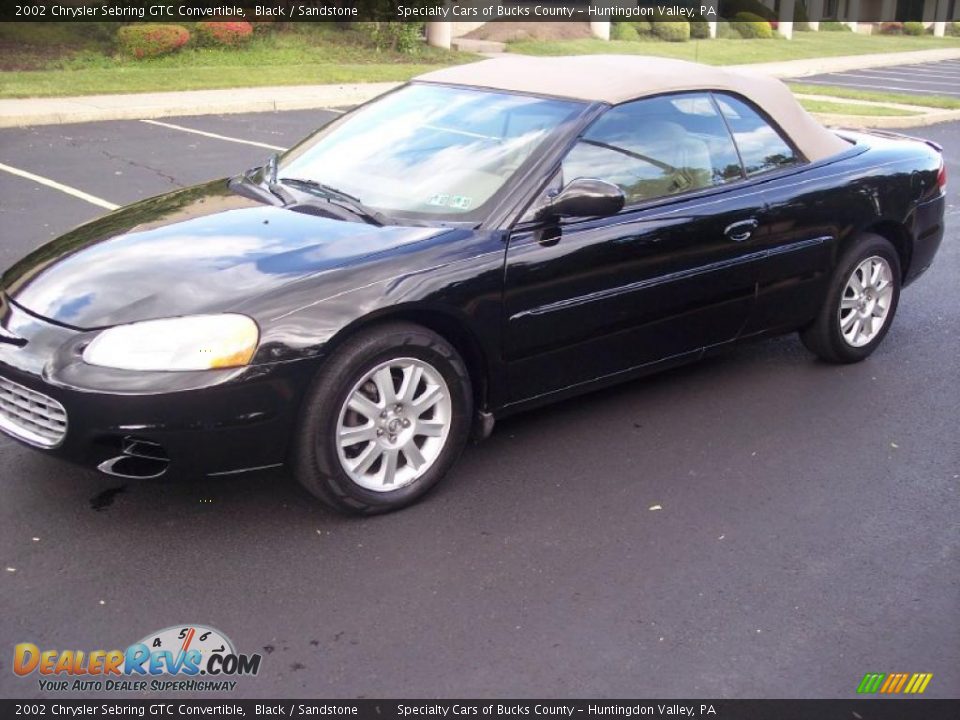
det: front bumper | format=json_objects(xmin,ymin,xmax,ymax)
[{"xmin": 0, "ymin": 298, "xmax": 317, "ymax": 478}]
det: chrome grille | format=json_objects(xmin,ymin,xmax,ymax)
[{"xmin": 0, "ymin": 375, "xmax": 67, "ymax": 448}]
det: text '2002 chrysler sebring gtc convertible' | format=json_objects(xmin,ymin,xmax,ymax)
[{"xmin": 0, "ymin": 56, "xmax": 946, "ymax": 514}]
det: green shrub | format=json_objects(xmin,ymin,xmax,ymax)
[
  {"xmin": 194, "ymin": 22, "xmax": 254, "ymax": 47},
  {"xmin": 354, "ymin": 21, "xmax": 423, "ymax": 53},
  {"xmin": 735, "ymin": 11, "xmax": 769, "ymax": 23},
  {"xmin": 720, "ymin": 0, "xmax": 808, "ymax": 22},
  {"xmin": 719, "ymin": 0, "xmax": 774, "ymax": 20},
  {"xmin": 733, "ymin": 12, "xmax": 774, "ymax": 39},
  {"xmin": 250, "ymin": 21, "xmax": 277, "ymax": 34},
  {"xmin": 820, "ymin": 21, "xmax": 852, "ymax": 31},
  {"xmin": 946, "ymin": 21, "xmax": 960, "ymax": 37},
  {"xmin": 611, "ymin": 22, "xmax": 640, "ymax": 41},
  {"xmin": 716, "ymin": 20, "xmax": 740, "ymax": 39},
  {"xmin": 653, "ymin": 20, "xmax": 691, "ymax": 42},
  {"xmin": 116, "ymin": 24, "xmax": 190, "ymax": 58},
  {"xmin": 74, "ymin": 22, "xmax": 118, "ymax": 45},
  {"xmin": 690, "ymin": 19, "xmax": 710, "ymax": 39},
  {"xmin": 631, "ymin": 20, "xmax": 654, "ymax": 36},
  {"xmin": 902, "ymin": 21, "xmax": 925, "ymax": 36}
]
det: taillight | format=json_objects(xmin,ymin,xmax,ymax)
[{"xmin": 937, "ymin": 159, "xmax": 947, "ymax": 192}]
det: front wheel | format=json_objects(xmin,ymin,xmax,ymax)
[
  {"xmin": 800, "ymin": 233, "xmax": 901, "ymax": 364},
  {"xmin": 292, "ymin": 322, "xmax": 473, "ymax": 515}
]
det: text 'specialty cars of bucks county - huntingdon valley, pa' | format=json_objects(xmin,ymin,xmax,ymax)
[{"xmin": 0, "ymin": 56, "xmax": 946, "ymax": 515}]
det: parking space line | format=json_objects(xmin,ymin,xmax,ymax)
[
  {"xmin": 859, "ymin": 68, "xmax": 960, "ymax": 79},
  {"xmin": 906, "ymin": 65, "xmax": 960, "ymax": 73},
  {"xmin": 140, "ymin": 119, "xmax": 287, "ymax": 151},
  {"xmin": 0, "ymin": 161, "xmax": 119, "ymax": 210},
  {"xmin": 798, "ymin": 79, "xmax": 960, "ymax": 97},
  {"xmin": 848, "ymin": 73, "xmax": 960, "ymax": 85},
  {"xmin": 911, "ymin": 68, "xmax": 960, "ymax": 75},
  {"xmin": 822, "ymin": 72, "xmax": 960, "ymax": 87},
  {"xmin": 883, "ymin": 62, "xmax": 960, "ymax": 71}
]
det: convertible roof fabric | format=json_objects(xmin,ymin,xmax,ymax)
[{"xmin": 416, "ymin": 55, "xmax": 850, "ymax": 162}]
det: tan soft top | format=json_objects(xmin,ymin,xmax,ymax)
[{"xmin": 416, "ymin": 55, "xmax": 848, "ymax": 162}]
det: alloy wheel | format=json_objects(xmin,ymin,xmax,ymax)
[
  {"xmin": 838, "ymin": 255, "xmax": 894, "ymax": 348},
  {"xmin": 335, "ymin": 357, "xmax": 452, "ymax": 492}
]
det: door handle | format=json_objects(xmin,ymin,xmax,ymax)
[{"xmin": 724, "ymin": 219, "xmax": 759, "ymax": 242}]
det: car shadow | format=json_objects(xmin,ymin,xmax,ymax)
[{"xmin": 17, "ymin": 331, "xmax": 838, "ymax": 529}]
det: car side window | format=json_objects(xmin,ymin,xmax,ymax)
[
  {"xmin": 715, "ymin": 94, "xmax": 800, "ymax": 176},
  {"xmin": 561, "ymin": 93, "xmax": 744, "ymax": 206}
]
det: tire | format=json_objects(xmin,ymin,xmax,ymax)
[
  {"xmin": 800, "ymin": 233, "xmax": 901, "ymax": 364},
  {"xmin": 292, "ymin": 322, "xmax": 473, "ymax": 515}
]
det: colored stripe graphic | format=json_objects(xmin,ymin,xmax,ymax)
[
  {"xmin": 904, "ymin": 673, "xmax": 934, "ymax": 694},
  {"xmin": 857, "ymin": 673, "xmax": 885, "ymax": 693},
  {"xmin": 880, "ymin": 673, "xmax": 908, "ymax": 693},
  {"xmin": 857, "ymin": 672, "xmax": 932, "ymax": 694}
]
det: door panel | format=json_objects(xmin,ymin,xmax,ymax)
[
  {"xmin": 503, "ymin": 187, "xmax": 766, "ymax": 402},
  {"xmin": 714, "ymin": 92, "xmax": 839, "ymax": 335},
  {"xmin": 743, "ymin": 174, "xmax": 839, "ymax": 335}
]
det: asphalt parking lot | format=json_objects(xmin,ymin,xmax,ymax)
[
  {"xmin": 800, "ymin": 58, "xmax": 960, "ymax": 97},
  {"xmin": 0, "ymin": 106, "xmax": 958, "ymax": 700}
]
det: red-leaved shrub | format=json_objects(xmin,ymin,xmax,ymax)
[
  {"xmin": 116, "ymin": 24, "xmax": 190, "ymax": 59},
  {"xmin": 194, "ymin": 22, "xmax": 254, "ymax": 47}
]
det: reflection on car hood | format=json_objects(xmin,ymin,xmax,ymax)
[{"xmin": 1, "ymin": 181, "xmax": 446, "ymax": 329}]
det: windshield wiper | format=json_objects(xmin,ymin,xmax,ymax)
[
  {"xmin": 277, "ymin": 177, "xmax": 389, "ymax": 226},
  {"xmin": 255, "ymin": 152, "xmax": 296, "ymax": 205},
  {"xmin": 266, "ymin": 152, "xmax": 279, "ymax": 184}
]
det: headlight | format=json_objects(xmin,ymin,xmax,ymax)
[{"xmin": 82, "ymin": 314, "xmax": 260, "ymax": 371}]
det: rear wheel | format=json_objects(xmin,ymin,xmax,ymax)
[
  {"xmin": 800, "ymin": 233, "xmax": 901, "ymax": 364},
  {"xmin": 292, "ymin": 323, "xmax": 472, "ymax": 514}
]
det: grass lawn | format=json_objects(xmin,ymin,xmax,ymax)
[
  {"xmin": 788, "ymin": 83, "xmax": 960, "ymax": 109},
  {"xmin": 2, "ymin": 22, "xmax": 959, "ymax": 100},
  {"xmin": 797, "ymin": 98, "xmax": 922, "ymax": 116},
  {"xmin": 0, "ymin": 23, "xmax": 476, "ymax": 98},
  {"xmin": 509, "ymin": 32, "xmax": 960, "ymax": 65},
  {"xmin": 0, "ymin": 64, "xmax": 456, "ymax": 97}
]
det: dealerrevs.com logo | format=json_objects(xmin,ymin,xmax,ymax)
[{"xmin": 14, "ymin": 624, "xmax": 262, "ymax": 693}]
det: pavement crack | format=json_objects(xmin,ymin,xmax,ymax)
[{"xmin": 98, "ymin": 149, "xmax": 183, "ymax": 187}]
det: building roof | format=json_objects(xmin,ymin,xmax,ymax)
[{"xmin": 416, "ymin": 55, "xmax": 849, "ymax": 162}]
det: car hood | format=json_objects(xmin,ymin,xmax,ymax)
[{"xmin": 1, "ymin": 181, "xmax": 447, "ymax": 329}]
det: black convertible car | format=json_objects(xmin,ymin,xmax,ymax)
[{"xmin": 0, "ymin": 56, "xmax": 946, "ymax": 513}]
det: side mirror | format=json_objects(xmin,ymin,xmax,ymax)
[{"xmin": 538, "ymin": 178, "xmax": 624, "ymax": 220}]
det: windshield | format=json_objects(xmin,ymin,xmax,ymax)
[{"xmin": 277, "ymin": 83, "xmax": 585, "ymax": 222}]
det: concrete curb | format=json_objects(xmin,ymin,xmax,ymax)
[
  {"xmin": 0, "ymin": 82, "xmax": 400, "ymax": 128},
  {"xmin": 794, "ymin": 91, "xmax": 960, "ymax": 128},
  {"xmin": 452, "ymin": 38, "xmax": 506, "ymax": 53},
  {"xmin": 810, "ymin": 108, "xmax": 960, "ymax": 129},
  {"xmin": 793, "ymin": 92, "xmax": 939, "ymax": 112},
  {"xmin": 2, "ymin": 47, "xmax": 960, "ymax": 127}
]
